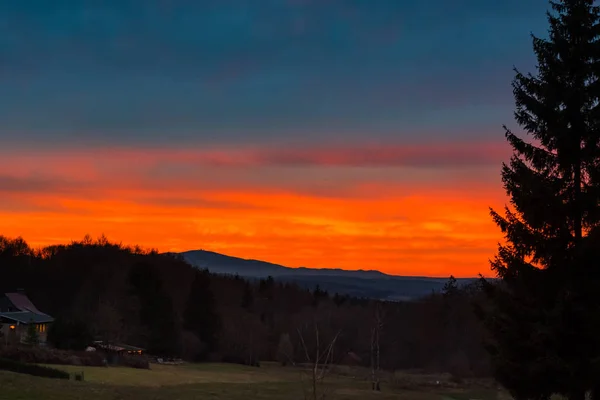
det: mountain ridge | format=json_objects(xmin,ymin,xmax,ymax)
[
  {"xmin": 176, "ymin": 249, "xmax": 477, "ymax": 278},
  {"xmin": 169, "ymin": 249, "xmax": 478, "ymax": 301}
]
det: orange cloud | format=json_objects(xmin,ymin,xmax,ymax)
[{"xmin": 0, "ymin": 144, "xmax": 509, "ymax": 277}]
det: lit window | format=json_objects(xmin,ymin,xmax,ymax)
[{"xmin": 9, "ymin": 325, "xmax": 15, "ymax": 330}]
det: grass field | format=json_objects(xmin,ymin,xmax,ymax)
[{"xmin": 0, "ymin": 362, "xmax": 502, "ymax": 400}]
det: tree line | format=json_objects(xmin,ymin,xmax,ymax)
[{"xmin": 0, "ymin": 234, "xmax": 490, "ymax": 378}]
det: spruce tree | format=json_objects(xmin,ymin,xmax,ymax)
[
  {"xmin": 241, "ymin": 281, "xmax": 254, "ymax": 310},
  {"xmin": 442, "ymin": 275, "xmax": 459, "ymax": 297},
  {"xmin": 128, "ymin": 262, "xmax": 181, "ymax": 356},
  {"xmin": 183, "ymin": 270, "xmax": 220, "ymax": 356},
  {"xmin": 479, "ymin": 1, "xmax": 600, "ymax": 399}
]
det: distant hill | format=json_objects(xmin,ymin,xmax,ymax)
[{"xmin": 172, "ymin": 249, "xmax": 477, "ymax": 301}]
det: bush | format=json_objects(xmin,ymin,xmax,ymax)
[
  {"xmin": 0, "ymin": 357, "xmax": 70, "ymax": 379},
  {"xmin": 73, "ymin": 371, "xmax": 85, "ymax": 381},
  {"xmin": 0, "ymin": 346, "xmax": 105, "ymax": 367},
  {"xmin": 24, "ymin": 323, "xmax": 40, "ymax": 346}
]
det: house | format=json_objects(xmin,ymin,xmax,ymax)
[
  {"xmin": 91, "ymin": 340, "xmax": 145, "ymax": 365},
  {"xmin": 92, "ymin": 340, "xmax": 145, "ymax": 356},
  {"xmin": 0, "ymin": 290, "xmax": 54, "ymax": 345}
]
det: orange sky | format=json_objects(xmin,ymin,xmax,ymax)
[{"xmin": 0, "ymin": 144, "xmax": 509, "ymax": 277}]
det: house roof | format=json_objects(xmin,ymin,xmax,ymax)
[
  {"xmin": 0, "ymin": 311, "xmax": 54, "ymax": 324},
  {"xmin": 4, "ymin": 292, "xmax": 48, "ymax": 315},
  {"xmin": 93, "ymin": 341, "xmax": 145, "ymax": 352}
]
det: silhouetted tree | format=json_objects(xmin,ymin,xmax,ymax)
[
  {"xmin": 442, "ymin": 276, "xmax": 459, "ymax": 297},
  {"xmin": 258, "ymin": 276, "xmax": 275, "ymax": 300},
  {"xmin": 183, "ymin": 270, "xmax": 220, "ymax": 357},
  {"xmin": 128, "ymin": 262, "xmax": 180, "ymax": 356},
  {"xmin": 47, "ymin": 316, "xmax": 93, "ymax": 351},
  {"xmin": 478, "ymin": 1, "xmax": 600, "ymax": 399},
  {"xmin": 241, "ymin": 282, "xmax": 254, "ymax": 310},
  {"xmin": 332, "ymin": 293, "xmax": 346, "ymax": 307},
  {"xmin": 312, "ymin": 285, "xmax": 327, "ymax": 307}
]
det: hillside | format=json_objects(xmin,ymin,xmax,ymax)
[{"xmin": 177, "ymin": 249, "xmax": 476, "ymax": 301}]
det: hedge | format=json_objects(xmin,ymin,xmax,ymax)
[
  {"xmin": 0, "ymin": 357, "xmax": 70, "ymax": 379},
  {"xmin": 0, "ymin": 345, "xmax": 106, "ymax": 367}
]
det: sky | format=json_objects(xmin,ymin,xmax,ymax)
[{"xmin": 0, "ymin": 0, "xmax": 551, "ymax": 277}]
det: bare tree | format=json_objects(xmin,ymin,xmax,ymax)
[
  {"xmin": 277, "ymin": 333, "xmax": 295, "ymax": 366},
  {"xmin": 370, "ymin": 302, "xmax": 385, "ymax": 391},
  {"xmin": 297, "ymin": 322, "xmax": 341, "ymax": 400}
]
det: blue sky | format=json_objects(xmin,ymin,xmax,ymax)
[{"xmin": 0, "ymin": 0, "xmax": 549, "ymax": 148}]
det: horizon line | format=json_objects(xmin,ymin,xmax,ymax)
[{"xmin": 176, "ymin": 248, "xmax": 491, "ymax": 280}]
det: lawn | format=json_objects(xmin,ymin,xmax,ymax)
[
  {"xmin": 0, "ymin": 362, "xmax": 502, "ymax": 400},
  {"xmin": 49, "ymin": 362, "xmax": 285, "ymax": 386}
]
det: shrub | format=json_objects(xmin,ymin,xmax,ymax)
[
  {"xmin": 74, "ymin": 371, "xmax": 85, "ymax": 381},
  {"xmin": 0, "ymin": 357, "xmax": 69, "ymax": 379},
  {"xmin": 0, "ymin": 345, "xmax": 105, "ymax": 367},
  {"xmin": 24, "ymin": 323, "xmax": 39, "ymax": 346}
]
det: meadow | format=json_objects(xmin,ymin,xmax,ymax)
[{"xmin": 0, "ymin": 362, "xmax": 503, "ymax": 400}]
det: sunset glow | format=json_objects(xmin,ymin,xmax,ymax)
[
  {"xmin": 0, "ymin": 144, "xmax": 508, "ymax": 277},
  {"xmin": 0, "ymin": 0, "xmax": 548, "ymax": 277}
]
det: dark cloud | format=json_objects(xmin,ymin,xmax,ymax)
[{"xmin": 0, "ymin": 175, "xmax": 84, "ymax": 194}]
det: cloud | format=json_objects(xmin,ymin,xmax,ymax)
[
  {"xmin": 0, "ymin": 0, "xmax": 534, "ymax": 275},
  {"xmin": 136, "ymin": 196, "xmax": 266, "ymax": 210},
  {"xmin": 140, "ymin": 140, "xmax": 510, "ymax": 168},
  {"xmin": 222, "ymin": 141, "xmax": 510, "ymax": 168},
  {"xmin": 1, "ymin": 140, "xmax": 509, "ymax": 168},
  {"xmin": 0, "ymin": 181, "xmax": 504, "ymax": 276},
  {"xmin": 0, "ymin": 0, "xmax": 547, "ymax": 146},
  {"xmin": 0, "ymin": 141, "xmax": 507, "ymax": 206},
  {"xmin": 0, "ymin": 140, "xmax": 508, "ymax": 276},
  {"xmin": 0, "ymin": 175, "xmax": 85, "ymax": 194}
]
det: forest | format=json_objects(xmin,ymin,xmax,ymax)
[{"xmin": 0, "ymin": 234, "xmax": 490, "ymax": 379}]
